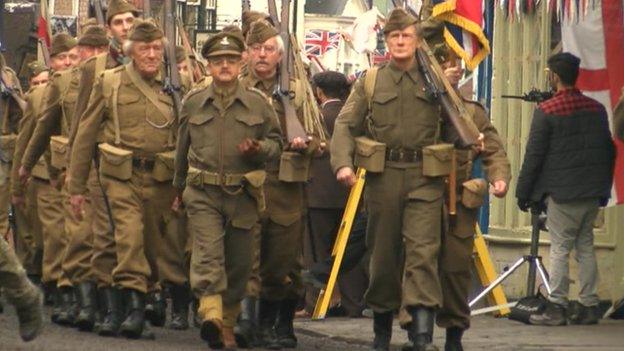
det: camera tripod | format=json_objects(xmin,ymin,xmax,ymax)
[{"xmin": 469, "ymin": 207, "xmax": 551, "ymax": 309}]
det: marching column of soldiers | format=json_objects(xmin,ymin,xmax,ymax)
[{"xmin": 0, "ymin": 1, "xmax": 512, "ymax": 351}]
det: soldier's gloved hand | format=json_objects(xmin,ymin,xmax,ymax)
[
  {"xmin": 337, "ymin": 167, "xmax": 357, "ymax": 188},
  {"xmin": 18, "ymin": 166, "xmax": 31, "ymax": 186},
  {"xmin": 517, "ymin": 198, "xmax": 531, "ymax": 212},
  {"xmin": 238, "ymin": 138, "xmax": 261, "ymax": 157},
  {"xmin": 70, "ymin": 194, "xmax": 86, "ymax": 221}
]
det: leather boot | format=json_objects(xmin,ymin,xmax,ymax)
[
  {"xmin": 198, "ymin": 295, "xmax": 224, "ymax": 349},
  {"xmin": 75, "ymin": 281, "xmax": 97, "ymax": 331},
  {"xmin": 145, "ymin": 291, "xmax": 166, "ymax": 327},
  {"xmin": 444, "ymin": 327, "xmax": 464, "ymax": 351},
  {"xmin": 57, "ymin": 286, "xmax": 76, "ymax": 326},
  {"xmin": 373, "ymin": 312, "xmax": 393, "ymax": 351},
  {"xmin": 98, "ymin": 287, "xmax": 122, "ymax": 336},
  {"xmin": 170, "ymin": 284, "xmax": 190, "ymax": 330},
  {"xmin": 50, "ymin": 285, "xmax": 62, "ymax": 323},
  {"xmin": 257, "ymin": 299, "xmax": 281, "ymax": 350},
  {"xmin": 120, "ymin": 289, "xmax": 146, "ymax": 339},
  {"xmin": 275, "ymin": 299, "xmax": 298, "ymax": 348},
  {"xmin": 222, "ymin": 326, "xmax": 237, "ymax": 350},
  {"xmin": 409, "ymin": 307, "xmax": 438, "ymax": 351},
  {"xmin": 234, "ymin": 297, "xmax": 257, "ymax": 348}
]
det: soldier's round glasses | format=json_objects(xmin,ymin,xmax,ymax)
[{"xmin": 250, "ymin": 44, "xmax": 277, "ymax": 54}]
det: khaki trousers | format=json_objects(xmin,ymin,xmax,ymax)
[
  {"xmin": 365, "ymin": 166, "xmax": 444, "ymax": 313},
  {"xmin": 61, "ymin": 169, "xmax": 95, "ymax": 285},
  {"xmin": 259, "ymin": 173, "xmax": 305, "ymax": 301},
  {"xmin": 35, "ymin": 178, "xmax": 68, "ymax": 286},
  {"xmin": 0, "ymin": 162, "xmax": 9, "ymax": 238},
  {"xmin": 157, "ymin": 209, "xmax": 189, "ymax": 286},
  {"xmin": 89, "ymin": 168, "xmax": 117, "ymax": 288},
  {"xmin": 1, "ymin": 236, "xmax": 38, "ymax": 305},
  {"xmin": 184, "ymin": 184, "xmax": 256, "ymax": 308},
  {"xmin": 100, "ymin": 169, "xmax": 173, "ymax": 293},
  {"xmin": 14, "ymin": 180, "xmax": 44, "ymax": 276}
]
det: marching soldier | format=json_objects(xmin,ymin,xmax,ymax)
[
  {"xmin": 9, "ymin": 62, "xmax": 48, "ymax": 283},
  {"xmin": 67, "ymin": 0, "xmax": 140, "ymax": 336},
  {"xmin": 68, "ymin": 20, "xmax": 181, "ymax": 339},
  {"xmin": 239, "ymin": 19, "xmax": 311, "ymax": 348},
  {"xmin": 0, "ymin": 235, "xmax": 43, "ymax": 342},
  {"xmin": 173, "ymin": 31, "xmax": 282, "ymax": 349},
  {"xmin": 398, "ymin": 47, "xmax": 511, "ymax": 350},
  {"xmin": 0, "ymin": 53, "xmax": 24, "ymax": 244},
  {"xmin": 15, "ymin": 33, "xmax": 80, "ymax": 325},
  {"xmin": 19, "ymin": 26, "xmax": 109, "ymax": 331},
  {"xmin": 331, "ymin": 8, "xmax": 453, "ymax": 351}
]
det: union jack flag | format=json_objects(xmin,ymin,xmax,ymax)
[{"xmin": 305, "ymin": 30, "xmax": 341, "ymax": 57}]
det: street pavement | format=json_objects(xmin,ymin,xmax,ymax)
[{"xmin": 1, "ymin": 303, "xmax": 623, "ymax": 350}]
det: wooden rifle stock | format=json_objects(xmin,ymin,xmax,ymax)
[
  {"xmin": 416, "ymin": 41, "xmax": 480, "ymax": 148},
  {"xmin": 163, "ymin": 0, "xmax": 182, "ymax": 117},
  {"xmin": 0, "ymin": 68, "xmax": 26, "ymax": 113},
  {"xmin": 93, "ymin": 0, "xmax": 105, "ymax": 25}
]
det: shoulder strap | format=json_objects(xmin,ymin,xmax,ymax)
[
  {"xmin": 102, "ymin": 69, "xmax": 122, "ymax": 145},
  {"xmin": 364, "ymin": 67, "xmax": 379, "ymax": 111},
  {"xmin": 94, "ymin": 54, "xmax": 108, "ymax": 77}
]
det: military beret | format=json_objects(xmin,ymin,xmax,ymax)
[
  {"xmin": 242, "ymin": 11, "xmax": 270, "ymax": 38},
  {"xmin": 107, "ymin": 0, "xmax": 139, "ymax": 24},
  {"xmin": 128, "ymin": 19, "xmax": 164, "ymax": 43},
  {"xmin": 27, "ymin": 61, "xmax": 48, "ymax": 78},
  {"xmin": 202, "ymin": 32, "xmax": 245, "ymax": 58},
  {"xmin": 383, "ymin": 8, "xmax": 418, "ymax": 35},
  {"xmin": 547, "ymin": 52, "xmax": 581, "ymax": 77},
  {"xmin": 175, "ymin": 45, "xmax": 187, "ymax": 63},
  {"xmin": 50, "ymin": 33, "xmax": 78, "ymax": 57},
  {"xmin": 78, "ymin": 26, "xmax": 109, "ymax": 47},
  {"xmin": 245, "ymin": 20, "xmax": 279, "ymax": 46}
]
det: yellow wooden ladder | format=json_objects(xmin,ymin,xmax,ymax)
[{"xmin": 312, "ymin": 167, "xmax": 510, "ymax": 319}]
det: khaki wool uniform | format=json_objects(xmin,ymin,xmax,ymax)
[
  {"xmin": 69, "ymin": 52, "xmax": 122, "ymax": 289},
  {"xmin": 69, "ymin": 63, "xmax": 181, "ymax": 294},
  {"xmin": 331, "ymin": 61, "xmax": 447, "ymax": 312},
  {"xmin": 0, "ymin": 65, "xmax": 23, "ymax": 240},
  {"xmin": 239, "ymin": 73, "xmax": 307, "ymax": 301},
  {"xmin": 398, "ymin": 99, "xmax": 511, "ymax": 330},
  {"xmin": 174, "ymin": 81, "xmax": 282, "ymax": 327},
  {"xmin": 22, "ymin": 67, "xmax": 95, "ymax": 286},
  {"xmin": 10, "ymin": 85, "xmax": 48, "ymax": 277}
]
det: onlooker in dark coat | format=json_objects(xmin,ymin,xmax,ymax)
[
  {"xmin": 303, "ymin": 71, "xmax": 367, "ymax": 317},
  {"xmin": 516, "ymin": 52, "xmax": 615, "ymax": 326}
]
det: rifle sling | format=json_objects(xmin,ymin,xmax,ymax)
[{"xmin": 125, "ymin": 64, "xmax": 173, "ymax": 126}]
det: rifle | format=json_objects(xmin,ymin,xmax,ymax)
[
  {"xmin": 416, "ymin": 40, "xmax": 481, "ymax": 148},
  {"xmin": 0, "ymin": 70, "xmax": 26, "ymax": 113},
  {"xmin": 163, "ymin": 0, "xmax": 182, "ymax": 117},
  {"xmin": 176, "ymin": 18, "xmax": 203, "ymax": 83},
  {"xmin": 502, "ymin": 89, "xmax": 553, "ymax": 103},
  {"xmin": 92, "ymin": 0, "xmax": 105, "ymax": 26},
  {"xmin": 38, "ymin": 38, "xmax": 51, "ymax": 67},
  {"xmin": 268, "ymin": 0, "xmax": 307, "ymax": 141},
  {"xmin": 143, "ymin": 0, "xmax": 151, "ymax": 19},
  {"xmin": 242, "ymin": 0, "xmax": 251, "ymax": 13}
]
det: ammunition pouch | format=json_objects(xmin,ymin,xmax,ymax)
[
  {"xmin": 242, "ymin": 170, "xmax": 267, "ymax": 213},
  {"xmin": 423, "ymin": 143, "xmax": 454, "ymax": 177},
  {"xmin": 50, "ymin": 135, "xmax": 69, "ymax": 170},
  {"xmin": 354, "ymin": 136, "xmax": 386, "ymax": 172},
  {"xmin": 0, "ymin": 134, "xmax": 17, "ymax": 162},
  {"xmin": 461, "ymin": 178, "xmax": 488, "ymax": 209},
  {"xmin": 152, "ymin": 150, "xmax": 176, "ymax": 182},
  {"xmin": 31, "ymin": 156, "xmax": 50, "ymax": 180},
  {"xmin": 278, "ymin": 151, "xmax": 310, "ymax": 182},
  {"xmin": 97, "ymin": 143, "xmax": 133, "ymax": 181}
]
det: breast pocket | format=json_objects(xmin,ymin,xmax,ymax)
[
  {"xmin": 413, "ymin": 86, "xmax": 440, "ymax": 127},
  {"xmin": 370, "ymin": 92, "xmax": 398, "ymax": 127},
  {"xmin": 116, "ymin": 93, "xmax": 142, "ymax": 128},
  {"xmin": 188, "ymin": 113, "xmax": 216, "ymax": 149},
  {"xmin": 234, "ymin": 113, "xmax": 264, "ymax": 140}
]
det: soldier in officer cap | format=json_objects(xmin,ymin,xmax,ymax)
[{"xmin": 174, "ymin": 30, "xmax": 282, "ymax": 349}]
